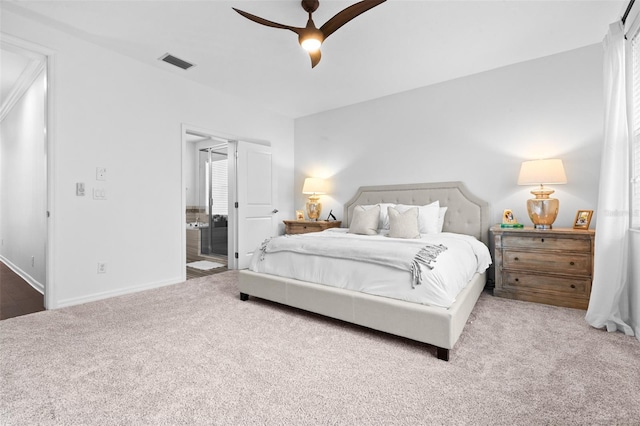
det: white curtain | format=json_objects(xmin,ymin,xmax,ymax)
[{"xmin": 585, "ymin": 22, "xmax": 634, "ymax": 336}]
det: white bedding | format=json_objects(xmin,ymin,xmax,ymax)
[{"xmin": 248, "ymin": 228, "xmax": 492, "ymax": 308}]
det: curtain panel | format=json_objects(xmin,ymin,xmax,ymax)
[{"xmin": 585, "ymin": 22, "xmax": 634, "ymax": 336}]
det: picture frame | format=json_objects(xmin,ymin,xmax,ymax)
[
  {"xmin": 573, "ymin": 210, "xmax": 593, "ymax": 229},
  {"xmin": 295, "ymin": 210, "xmax": 305, "ymax": 221},
  {"xmin": 502, "ymin": 209, "xmax": 517, "ymax": 224}
]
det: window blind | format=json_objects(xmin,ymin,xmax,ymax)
[{"xmin": 205, "ymin": 159, "xmax": 228, "ymax": 216}]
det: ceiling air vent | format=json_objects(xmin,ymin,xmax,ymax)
[{"xmin": 159, "ymin": 53, "xmax": 195, "ymax": 70}]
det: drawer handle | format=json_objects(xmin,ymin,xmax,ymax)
[
  {"xmin": 571, "ymin": 284, "xmax": 576, "ymax": 289},
  {"xmin": 569, "ymin": 261, "xmax": 575, "ymax": 266},
  {"xmin": 515, "ymin": 278, "xmax": 519, "ymax": 282},
  {"xmin": 514, "ymin": 257, "xmax": 519, "ymax": 261},
  {"xmin": 541, "ymin": 238, "xmax": 545, "ymax": 243}
]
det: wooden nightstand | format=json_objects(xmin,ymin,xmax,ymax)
[
  {"xmin": 283, "ymin": 220, "xmax": 342, "ymax": 235},
  {"xmin": 490, "ymin": 225, "xmax": 595, "ymax": 310}
]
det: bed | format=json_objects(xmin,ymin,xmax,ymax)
[{"xmin": 238, "ymin": 182, "xmax": 490, "ymax": 361}]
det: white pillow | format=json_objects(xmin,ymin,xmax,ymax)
[
  {"xmin": 388, "ymin": 207, "xmax": 421, "ymax": 239},
  {"xmin": 360, "ymin": 203, "xmax": 395, "ymax": 230},
  {"xmin": 349, "ymin": 205, "xmax": 380, "ymax": 235},
  {"xmin": 438, "ymin": 206, "xmax": 448, "ymax": 232},
  {"xmin": 394, "ymin": 201, "xmax": 440, "ymax": 234}
]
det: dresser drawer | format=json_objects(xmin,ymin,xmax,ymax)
[
  {"xmin": 502, "ymin": 235, "xmax": 591, "ymax": 252},
  {"xmin": 503, "ymin": 250, "xmax": 591, "ymax": 275},
  {"xmin": 502, "ymin": 271, "xmax": 590, "ymax": 296},
  {"xmin": 287, "ymin": 224, "xmax": 312, "ymax": 234}
]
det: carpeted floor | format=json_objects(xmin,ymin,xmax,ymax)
[{"xmin": 1, "ymin": 271, "xmax": 639, "ymax": 425}]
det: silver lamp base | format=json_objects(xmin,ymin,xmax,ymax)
[{"xmin": 526, "ymin": 197, "xmax": 559, "ymax": 229}]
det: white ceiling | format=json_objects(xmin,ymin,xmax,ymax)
[{"xmin": 1, "ymin": 0, "xmax": 626, "ymax": 118}]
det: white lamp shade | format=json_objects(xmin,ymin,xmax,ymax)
[
  {"xmin": 517, "ymin": 159, "xmax": 567, "ymax": 185},
  {"xmin": 302, "ymin": 177, "xmax": 326, "ymax": 195}
]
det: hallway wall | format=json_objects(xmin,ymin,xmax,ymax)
[{"xmin": 0, "ymin": 69, "xmax": 46, "ymax": 293}]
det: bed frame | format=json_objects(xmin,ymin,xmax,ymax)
[{"xmin": 239, "ymin": 182, "xmax": 490, "ymax": 361}]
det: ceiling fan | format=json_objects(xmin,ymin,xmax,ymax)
[{"xmin": 232, "ymin": 0, "xmax": 387, "ymax": 68}]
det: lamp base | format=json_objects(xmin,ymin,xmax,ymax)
[
  {"xmin": 526, "ymin": 197, "xmax": 559, "ymax": 229},
  {"xmin": 306, "ymin": 196, "xmax": 322, "ymax": 221},
  {"xmin": 533, "ymin": 223, "xmax": 553, "ymax": 230}
]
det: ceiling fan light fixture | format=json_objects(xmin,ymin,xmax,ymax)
[
  {"xmin": 300, "ymin": 37, "xmax": 322, "ymax": 52},
  {"xmin": 299, "ymin": 28, "xmax": 324, "ymax": 52}
]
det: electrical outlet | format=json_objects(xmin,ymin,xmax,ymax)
[
  {"xmin": 96, "ymin": 167, "xmax": 107, "ymax": 181},
  {"xmin": 97, "ymin": 262, "xmax": 107, "ymax": 274},
  {"xmin": 93, "ymin": 188, "xmax": 107, "ymax": 200}
]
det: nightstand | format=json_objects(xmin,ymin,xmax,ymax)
[
  {"xmin": 490, "ymin": 225, "xmax": 595, "ymax": 310},
  {"xmin": 283, "ymin": 220, "xmax": 342, "ymax": 235}
]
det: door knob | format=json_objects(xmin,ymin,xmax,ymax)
[{"xmin": 272, "ymin": 209, "xmax": 279, "ymax": 214}]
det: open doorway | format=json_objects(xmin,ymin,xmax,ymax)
[
  {"xmin": 0, "ymin": 35, "xmax": 50, "ymax": 316},
  {"xmin": 184, "ymin": 129, "xmax": 230, "ymax": 280},
  {"xmin": 182, "ymin": 125, "xmax": 277, "ymax": 279}
]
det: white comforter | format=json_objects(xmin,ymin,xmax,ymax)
[{"xmin": 248, "ymin": 228, "xmax": 492, "ymax": 308}]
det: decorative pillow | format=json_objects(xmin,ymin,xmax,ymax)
[
  {"xmin": 360, "ymin": 203, "xmax": 395, "ymax": 229},
  {"xmin": 394, "ymin": 201, "xmax": 440, "ymax": 234},
  {"xmin": 349, "ymin": 205, "xmax": 380, "ymax": 235},
  {"xmin": 387, "ymin": 206, "xmax": 421, "ymax": 239},
  {"xmin": 438, "ymin": 207, "xmax": 448, "ymax": 232}
]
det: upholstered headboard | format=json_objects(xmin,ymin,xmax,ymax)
[{"xmin": 344, "ymin": 182, "xmax": 490, "ymax": 245}]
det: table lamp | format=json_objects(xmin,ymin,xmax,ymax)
[
  {"xmin": 517, "ymin": 159, "xmax": 567, "ymax": 229},
  {"xmin": 302, "ymin": 177, "xmax": 326, "ymax": 221}
]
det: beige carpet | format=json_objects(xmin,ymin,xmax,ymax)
[{"xmin": 1, "ymin": 271, "xmax": 639, "ymax": 425}]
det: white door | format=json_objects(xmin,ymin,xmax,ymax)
[{"xmin": 229, "ymin": 141, "xmax": 276, "ymax": 269}]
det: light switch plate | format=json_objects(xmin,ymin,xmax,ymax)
[
  {"xmin": 76, "ymin": 182, "xmax": 85, "ymax": 196},
  {"xmin": 96, "ymin": 167, "xmax": 106, "ymax": 181}
]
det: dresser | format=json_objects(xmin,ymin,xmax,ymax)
[
  {"xmin": 490, "ymin": 225, "xmax": 595, "ymax": 310},
  {"xmin": 283, "ymin": 220, "xmax": 342, "ymax": 235}
]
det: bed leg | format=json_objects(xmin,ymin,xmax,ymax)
[
  {"xmin": 436, "ymin": 347, "xmax": 450, "ymax": 361},
  {"xmin": 240, "ymin": 292, "xmax": 249, "ymax": 301}
]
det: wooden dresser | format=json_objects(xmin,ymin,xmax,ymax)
[
  {"xmin": 283, "ymin": 220, "xmax": 342, "ymax": 235},
  {"xmin": 490, "ymin": 225, "xmax": 595, "ymax": 310}
]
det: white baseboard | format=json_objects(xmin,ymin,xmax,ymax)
[
  {"xmin": 54, "ymin": 277, "xmax": 185, "ymax": 309},
  {"xmin": 0, "ymin": 255, "xmax": 45, "ymax": 294}
]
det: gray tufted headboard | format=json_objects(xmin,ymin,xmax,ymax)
[{"xmin": 343, "ymin": 182, "xmax": 490, "ymax": 245}]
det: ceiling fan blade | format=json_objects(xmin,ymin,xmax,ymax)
[
  {"xmin": 319, "ymin": 0, "xmax": 386, "ymax": 39},
  {"xmin": 309, "ymin": 49, "xmax": 322, "ymax": 68},
  {"xmin": 232, "ymin": 7, "xmax": 302, "ymax": 35}
]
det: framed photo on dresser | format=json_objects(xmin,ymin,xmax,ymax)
[
  {"xmin": 573, "ymin": 210, "xmax": 593, "ymax": 229},
  {"xmin": 502, "ymin": 209, "xmax": 516, "ymax": 224}
]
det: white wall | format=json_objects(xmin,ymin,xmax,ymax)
[
  {"xmin": 0, "ymin": 69, "xmax": 46, "ymax": 291},
  {"xmin": 294, "ymin": 44, "xmax": 603, "ymax": 230},
  {"xmin": 1, "ymin": 9, "xmax": 294, "ymax": 308}
]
